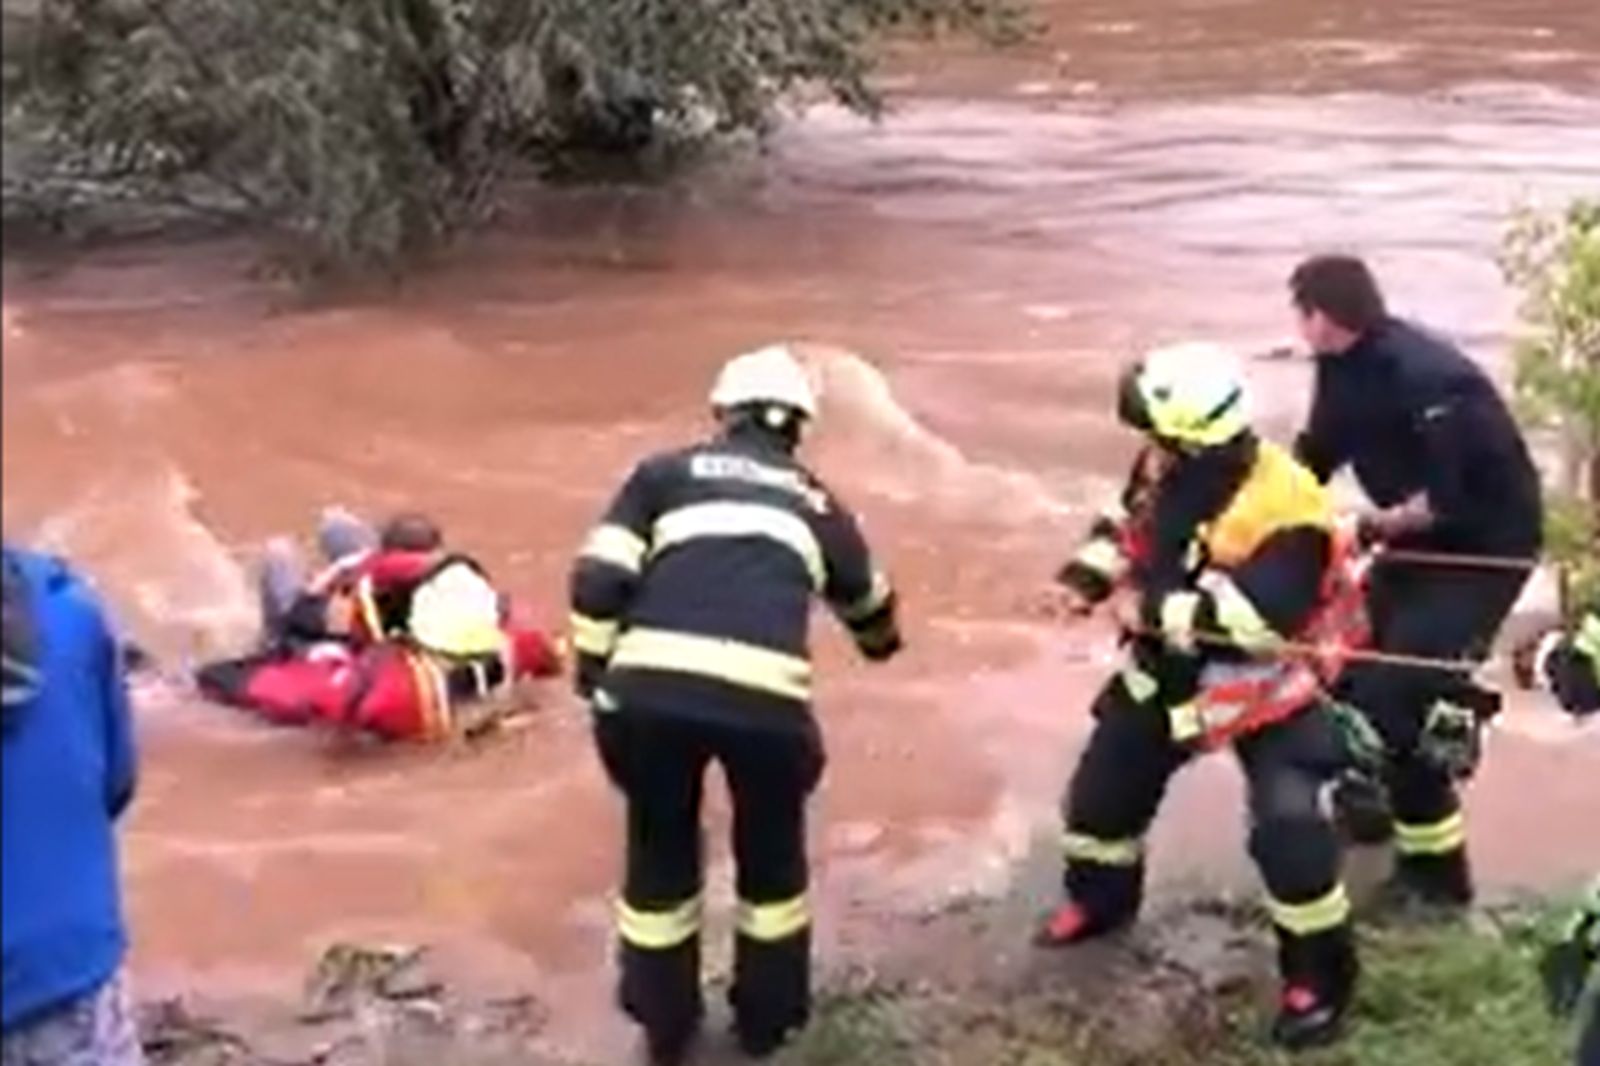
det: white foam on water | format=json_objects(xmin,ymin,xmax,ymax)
[
  {"xmin": 799, "ymin": 345, "xmax": 1080, "ymax": 527},
  {"xmin": 30, "ymin": 462, "xmax": 257, "ymax": 656}
]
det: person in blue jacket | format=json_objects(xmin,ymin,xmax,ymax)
[{"xmin": 2, "ymin": 545, "xmax": 143, "ymax": 1066}]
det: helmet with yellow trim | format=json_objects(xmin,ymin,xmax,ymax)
[{"xmin": 1117, "ymin": 342, "xmax": 1251, "ymax": 450}]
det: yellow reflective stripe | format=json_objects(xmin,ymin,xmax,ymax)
[
  {"xmin": 1168, "ymin": 700, "xmax": 1205, "ymax": 742},
  {"xmin": 1120, "ymin": 664, "xmax": 1159, "ymax": 703},
  {"xmin": 842, "ymin": 570, "xmax": 893, "ymax": 623},
  {"xmin": 611, "ymin": 628, "xmax": 812, "ymax": 701},
  {"xmin": 617, "ymin": 895, "xmax": 702, "ymax": 950},
  {"xmin": 1268, "ymin": 884, "xmax": 1351, "ymax": 935},
  {"xmin": 581, "ymin": 524, "xmax": 648, "ymax": 574},
  {"xmin": 737, "ymin": 894, "xmax": 810, "ymax": 942},
  {"xmin": 1160, "ymin": 592, "xmax": 1202, "ymax": 651},
  {"xmin": 652, "ymin": 502, "xmax": 825, "ymax": 589},
  {"xmin": 1395, "ymin": 812, "xmax": 1467, "ymax": 856},
  {"xmin": 1074, "ymin": 537, "xmax": 1126, "ymax": 580},
  {"xmin": 1062, "ymin": 831, "xmax": 1143, "ymax": 867},
  {"xmin": 570, "ymin": 613, "xmax": 620, "ymax": 657},
  {"xmin": 1198, "ymin": 569, "xmax": 1279, "ymax": 652}
]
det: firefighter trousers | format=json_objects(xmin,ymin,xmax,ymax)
[
  {"xmin": 594, "ymin": 706, "xmax": 825, "ymax": 1051},
  {"xmin": 1060, "ymin": 673, "xmax": 1354, "ymax": 992},
  {"xmin": 1334, "ymin": 560, "xmax": 1528, "ymax": 897}
]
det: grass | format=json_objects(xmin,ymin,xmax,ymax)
[{"xmin": 776, "ymin": 911, "xmax": 1582, "ymax": 1066}]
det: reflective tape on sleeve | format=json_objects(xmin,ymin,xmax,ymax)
[
  {"xmin": 581, "ymin": 524, "xmax": 649, "ymax": 574},
  {"xmin": 570, "ymin": 613, "xmax": 620, "ymax": 657},
  {"xmin": 1160, "ymin": 592, "xmax": 1203, "ymax": 651}
]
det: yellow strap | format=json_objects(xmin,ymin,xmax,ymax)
[
  {"xmin": 1198, "ymin": 569, "xmax": 1280, "ymax": 652},
  {"xmin": 841, "ymin": 571, "xmax": 893, "ymax": 623},
  {"xmin": 737, "ymin": 894, "xmax": 810, "ymax": 942},
  {"xmin": 581, "ymin": 524, "xmax": 649, "ymax": 574},
  {"xmin": 1063, "ymin": 831, "xmax": 1143, "ymax": 867},
  {"xmin": 611, "ymin": 628, "xmax": 812, "ymax": 702},
  {"xmin": 617, "ymin": 895, "xmax": 702, "ymax": 950},
  {"xmin": 401, "ymin": 652, "xmax": 452, "ymax": 742},
  {"xmin": 1268, "ymin": 884, "xmax": 1351, "ymax": 935},
  {"xmin": 651, "ymin": 502, "xmax": 826, "ymax": 590},
  {"xmin": 1160, "ymin": 592, "xmax": 1202, "ymax": 652},
  {"xmin": 570, "ymin": 613, "xmax": 620, "ymax": 658},
  {"xmin": 1394, "ymin": 811, "xmax": 1467, "ymax": 856}
]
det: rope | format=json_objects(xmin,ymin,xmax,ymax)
[
  {"xmin": 1125, "ymin": 622, "xmax": 1482, "ymax": 675},
  {"xmin": 1377, "ymin": 548, "xmax": 1540, "ymax": 573}
]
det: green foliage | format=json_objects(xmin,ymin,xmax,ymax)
[
  {"xmin": 1502, "ymin": 200, "xmax": 1600, "ymax": 603},
  {"xmin": 780, "ymin": 914, "xmax": 1577, "ymax": 1066},
  {"xmin": 2, "ymin": 0, "xmax": 1029, "ymax": 275}
]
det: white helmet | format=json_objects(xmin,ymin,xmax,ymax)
[
  {"xmin": 1119, "ymin": 341, "xmax": 1251, "ymax": 448},
  {"xmin": 710, "ymin": 344, "xmax": 819, "ymax": 420}
]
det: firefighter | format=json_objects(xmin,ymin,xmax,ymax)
[
  {"xmin": 570, "ymin": 344, "xmax": 902, "ymax": 1064},
  {"xmin": 1287, "ymin": 256, "xmax": 1542, "ymax": 907},
  {"xmin": 1514, "ymin": 598, "xmax": 1599, "ymax": 1065},
  {"xmin": 1037, "ymin": 342, "xmax": 1362, "ymax": 1049}
]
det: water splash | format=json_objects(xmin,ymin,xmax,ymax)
[{"xmin": 799, "ymin": 344, "xmax": 1080, "ymax": 526}]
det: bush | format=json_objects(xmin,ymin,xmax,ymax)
[
  {"xmin": 1502, "ymin": 200, "xmax": 1600, "ymax": 605},
  {"xmin": 2, "ymin": 0, "xmax": 1029, "ymax": 276}
]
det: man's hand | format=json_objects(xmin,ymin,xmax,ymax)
[{"xmin": 1357, "ymin": 495, "xmax": 1435, "ymax": 548}]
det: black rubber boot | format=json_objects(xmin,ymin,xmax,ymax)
[
  {"xmin": 1373, "ymin": 849, "xmax": 1474, "ymax": 918},
  {"xmin": 1271, "ymin": 924, "xmax": 1358, "ymax": 1051},
  {"xmin": 645, "ymin": 1023, "xmax": 700, "ymax": 1066}
]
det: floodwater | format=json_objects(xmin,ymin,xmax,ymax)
[{"xmin": 3, "ymin": 0, "xmax": 1599, "ymax": 1057}]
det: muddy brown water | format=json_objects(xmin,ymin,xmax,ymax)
[{"xmin": 4, "ymin": 0, "xmax": 1600, "ymax": 1057}]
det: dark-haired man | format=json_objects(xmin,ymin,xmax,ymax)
[{"xmin": 1287, "ymin": 255, "xmax": 1542, "ymax": 908}]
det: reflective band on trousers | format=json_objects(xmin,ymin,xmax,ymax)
[
  {"xmin": 737, "ymin": 894, "xmax": 810, "ymax": 942},
  {"xmin": 1063, "ymin": 831, "xmax": 1143, "ymax": 867},
  {"xmin": 1268, "ymin": 884, "xmax": 1351, "ymax": 936},
  {"xmin": 611, "ymin": 628, "xmax": 812, "ymax": 702},
  {"xmin": 652, "ymin": 502, "xmax": 825, "ymax": 590},
  {"xmin": 1395, "ymin": 812, "xmax": 1467, "ymax": 856},
  {"xmin": 570, "ymin": 612, "xmax": 620, "ymax": 657},
  {"xmin": 617, "ymin": 895, "xmax": 702, "ymax": 950},
  {"xmin": 581, "ymin": 523, "xmax": 648, "ymax": 574}
]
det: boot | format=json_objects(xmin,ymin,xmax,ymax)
[
  {"xmin": 1271, "ymin": 924, "xmax": 1358, "ymax": 1050},
  {"xmin": 1033, "ymin": 899, "xmax": 1134, "ymax": 948},
  {"xmin": 645, "ymin": 1023, "xmax": 700, "ymax": 1066},
  {"xmin": 1373, "ymin": 849, "xmax": 1474, "ymax": 917}
]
